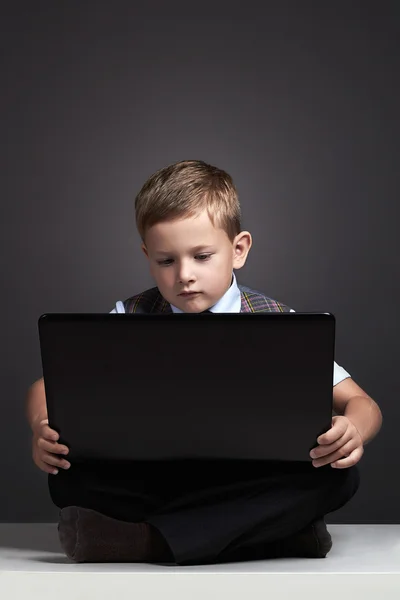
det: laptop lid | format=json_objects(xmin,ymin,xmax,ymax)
[{"xmin": 38, "ymin": 312, "xmax": 335, "ymax": 463}]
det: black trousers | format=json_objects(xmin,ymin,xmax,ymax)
[{"xmin": 48, "ymin": 458, "xmax": 360, "ymax": 564}]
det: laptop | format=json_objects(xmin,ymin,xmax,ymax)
[{"xmin": 38, "ymin": 312, "xmax": 335, "ymax": 463}]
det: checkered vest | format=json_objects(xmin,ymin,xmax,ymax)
[{"xmin": 122, "ymin": 284, "xmax": 292, "ymax": 313}]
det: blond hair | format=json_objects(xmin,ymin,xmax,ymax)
[{"xmin": 135, "ymin": 160, "xmax": 242, "ymax": 242}]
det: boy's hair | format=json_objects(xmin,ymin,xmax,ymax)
[{"xmin": 135, "ymin": 160, "xmax": 242, "ymax": 243}]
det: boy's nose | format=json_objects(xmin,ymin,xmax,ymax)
[{"xmin": 178, "ymin": 268, "xmax": 195, "ymax": 284}]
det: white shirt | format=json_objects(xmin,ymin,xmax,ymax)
[{"xmin": 111, "ymin": 272, "xmax": 351, "ymax": 386}]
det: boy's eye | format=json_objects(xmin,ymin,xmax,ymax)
[
  {"xmin": 197, "ymin": 254, "xmax": 211, "ymax": 261},
  {"xmin": 157, "ymin": 254, "xmax": 212, "ymax": 266},
  {"xmin": 158, "ymin": 259, "xmax": 173, "ymax": 266}
]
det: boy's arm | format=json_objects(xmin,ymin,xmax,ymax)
[
  {"xmin": 26, "ymin": 377, "xmax": 47, "ymax": 431},
  {"xmin": 27, "ymin": 378, "xmax": 70, "ymax": 473},
  {"xmin": 332, "ymin": 378, "xmax": 383, "ymax": 445}
]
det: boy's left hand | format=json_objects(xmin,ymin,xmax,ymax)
[{"xmin": 309, "ymin": 416, "xmax": 364, "ymax": 469}]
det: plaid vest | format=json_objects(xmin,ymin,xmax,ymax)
[{"xmin": 122, "ymin": 284, "xmax": 292, "ymax": 313}]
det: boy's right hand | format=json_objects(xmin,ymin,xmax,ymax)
[{"xmin": 32, "ymin": 418, "xmax": 71, "ymax": 474}]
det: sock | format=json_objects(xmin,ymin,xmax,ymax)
[
  {"xmin": 216, "ymin": 518, "xmax": 332, "ymax": 564},
  {"xmin": 58, "ymin": 506, "xmax": 174, "ymax": 563}
]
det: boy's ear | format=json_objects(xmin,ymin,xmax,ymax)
[
  {"xmin": 233, "ymin": 231, "xmax": 252, "ymax": 269},
  {"xmin": 141, "ymin": 243, "xmax": 149, "ymax": 258}
]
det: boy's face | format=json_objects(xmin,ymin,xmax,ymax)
[{"xmin": 141, "ymin": 209, "xmax": 252, "ymax": 312}]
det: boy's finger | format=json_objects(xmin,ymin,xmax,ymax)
[
  {"xmin": 38, "ymin": 438, "xmax": 69, "ymax": 455},
  {"xmin": 39, "ymin": 460, "xmax": 59, "ymax": 475},
  {"xmin": 42, "ymin": 452, "xmax": 71, "ymax": 469},
  {"xmin": 41, "ymin": 425, "xmax": 59, "ymax": 441}
]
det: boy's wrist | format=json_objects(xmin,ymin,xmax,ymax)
[{"xmin": 30, "ymin": 414, "xmax": 48, "ymax": 433}]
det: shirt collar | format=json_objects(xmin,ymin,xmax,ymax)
[{"xmin": 170, "ymin": 272, "xmax": 241, "ymax": 313}]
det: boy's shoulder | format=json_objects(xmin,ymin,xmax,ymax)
[
  {"xmin": 239, "ymin": 284, "xmax": 293, "ymax": 313},
  {"xmin": 121, "ymin": 286, "xmax": 171, "ymax": 314},
  {"xmin": 120, "ymin": 284, "xmax": 293, "ymax": 313}
]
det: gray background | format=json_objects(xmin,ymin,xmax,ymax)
[{"xmin": 1, "ymin": 2, "xmax": 399, "ymax": 522}]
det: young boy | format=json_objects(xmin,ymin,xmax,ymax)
[{"xmin": 26, "ymin": 160, "xmax": 383, "ymax": 565}]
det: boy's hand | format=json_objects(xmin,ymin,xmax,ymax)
[
  {"xmin": 32, "ymin": 418, "xmax": 70, "ymax": 474},
  {"xmin": 309, "ymin": 416, "xmax": 364, "ymax": 469}
]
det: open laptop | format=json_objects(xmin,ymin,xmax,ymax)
[{"xmin": 38, "ymin": 312, "xmax": 335, "ymax": 463}]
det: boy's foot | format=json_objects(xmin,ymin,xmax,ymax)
[
  {"xmin": 217, "ymin": 517, "xmax": 332, "ymax": 563},
  {"xmin": 58, "ymin": 506, "xmax": 174, "ymax": 563},
  {"xmin": 276, "ymin": 517, "xmax": 333, "ymax": 558}
]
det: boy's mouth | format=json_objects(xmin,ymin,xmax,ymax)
[{"xmin": 179, "ymin": 291, "xmax": 200, "ymax": 297}]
